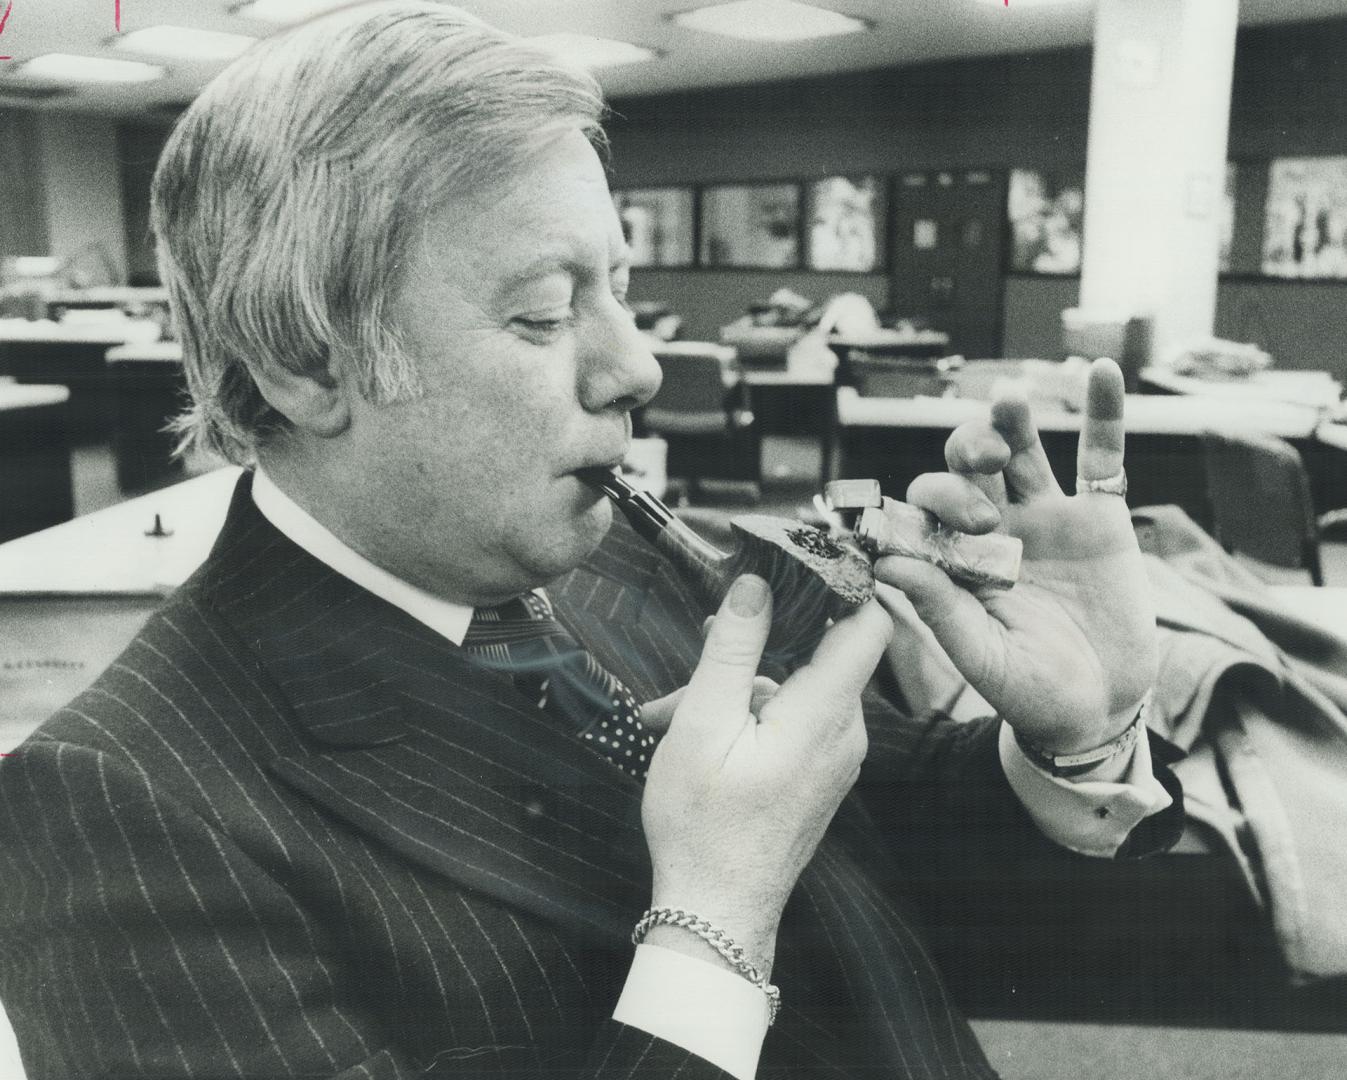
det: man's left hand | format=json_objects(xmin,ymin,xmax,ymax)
[{"xmin": 873, "ymin": 357, "xmax": 1156, "ymax": 754}]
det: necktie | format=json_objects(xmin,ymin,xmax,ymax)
[{"xmin": 462, "ymin": 592, "xmax": 656, "ymax": 779}]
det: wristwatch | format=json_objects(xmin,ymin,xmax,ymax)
[{"xmin": 1013, "ymin": 693, "xmax": 1150, "ymax": 779}]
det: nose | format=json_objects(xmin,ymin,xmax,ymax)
[{"xmin": 577, "ymin": 297, "xmax": 663, "ymax": 414}]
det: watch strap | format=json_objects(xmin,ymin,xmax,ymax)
[{"xmin": 1014, "ymin": 693, "xmax": 1150, "ymax": 778}]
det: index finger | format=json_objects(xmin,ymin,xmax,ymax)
[
  {"xmin": 1077, "ymin": 357, "xmax": 1126, "ymax": 482},
  {"xmin": 990, "ymin": 386, "xmax": 1061, "ymax": 501}
]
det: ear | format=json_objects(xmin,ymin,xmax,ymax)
[{"xmin": 252, "ymin": 355, "xmax": 351, "ymax": 439}]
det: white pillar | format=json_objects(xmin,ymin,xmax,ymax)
[{"xmin": 1079, "ymin": 0, "xmax": 1238, "ymax": 360}]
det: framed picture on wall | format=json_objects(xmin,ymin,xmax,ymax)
[
  {"xmin": 698, "ymin": 182, "xmax": 801, "ymax": 269},
  {"xmin": 805, "ymin": 175, "xmax": 885, "ymax": 272},
  {"xmin": 1007, "ymin": 167, "xmax": 1084, "ymax": 274},
  {"xmin": 1261, "ymin": 156, "xmax": 1347, "ymax": 279},
  {"xmin": 612, "ymin": 187, "xmax": 695, "ymax": 268}
]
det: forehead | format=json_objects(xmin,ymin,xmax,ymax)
[{"xmin": 415, "ymin": 130, "xmax": 623, "ymax": 282}]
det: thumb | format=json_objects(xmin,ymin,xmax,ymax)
[
  {"xmin": 672, "ymin": 575, "xmax": 772, "ymax": 753},
  {"xmin": 873, "ymin": 555, "xmax": 996, "ymax": 684}
]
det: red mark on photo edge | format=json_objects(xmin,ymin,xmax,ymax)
[
  {"xmin": 116, "ymin": 0, "xmax": 121, "ymax": 32},
  {"xmin": 0, "ymin": 0, "xmax": 12, "ymax": 60}
]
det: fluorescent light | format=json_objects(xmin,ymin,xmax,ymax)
[
  {"xmin": 113, "ymin": 26, "xmax": 258, "ymax": 61},
  {"xmin": 525, "ymin": 32, "xmax": 658, "ymax": 69},
  {"xmin": 12, "ymin": 53, "xmax": 164, "ymax": 84},
  {"xmin": 672, "ymin": 1, "xmax": 870, "ymax": 43},
  {"xmin": 233, "ymin": 0, "xmax": 353, "ymax": 24}
]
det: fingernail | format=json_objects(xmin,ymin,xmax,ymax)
[
  {"xmin": 728, "ymin": 575, "xmax": 769, "ymax": 617},
  {"xmin": 971, "ymin": 500, "xmax": 1000, "ymax": 530}
]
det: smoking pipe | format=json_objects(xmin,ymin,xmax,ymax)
[{"xmin": 581, "ymin": 468, "xmax": 874, "ymax": 665}]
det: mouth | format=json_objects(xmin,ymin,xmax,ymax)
[{"xmin": 574, "ymin": 464, "xmax": 626, "ymax": 499}]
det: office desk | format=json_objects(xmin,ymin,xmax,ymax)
[
  {"xmin": 742, "ymin": 363, "xmax": 837, "ymax": 483},
  {"xmin": 826, "ymin": 329, "xmax": 951, "ymax": 368},
  {"xmin": 0, "ymin": 467, "xmax": 242, "ymax": 753},
  {"xmin": 836, "ymin": 388, "xmax": 1326, "ymax": 528},
  {"xmin": 1140, "ymin": 365, "xmax": 1343, "ymax": 410},
  {"xmin": 741, "ymin": 365, "xmax": 834, "ymax": 387},
  {"xmin": 105, "ymin": 343, "xmax": 188, "ymax": 492},
  {"xmin": 0, "ymin": 464, "xmax": 240, "ymax": 596},
  {"xmin": 46, "ymin": 286, "xmax": 171, "ymax": 311},
  {"xmin": 838, "ymin": 388, "xmax": 1324, "ymax": 437},
  {"xmin": 1138, "ymin": 367, "xmax": 1347, "ymax": 514},
  {"xmin": 0, "ymin": 319, "xmax": 164, "ymax": 443},
  {"xmin": 0, "ymin": 383, "xmax": 72, "ymax": 542},
  {"xmin": 827, "ymin": 331, "xmax": 952, "ymax": 398}
]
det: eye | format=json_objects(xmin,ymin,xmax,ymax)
[
  {"xmin": 518, "ymin": 315, "xmax": 571, "ymax": 331},
  {"xmin": 512, "ymin": 310, "xmax": 577, "ymax": 341}
]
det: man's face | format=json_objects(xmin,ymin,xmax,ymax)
[{"xmin": 338, "ymin": 128, "xmax": 662, "ymax": 605}]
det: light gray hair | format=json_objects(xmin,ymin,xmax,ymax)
[{"xmin": 152, "ymin": 1, "xmax": 607, "ymax": 463}]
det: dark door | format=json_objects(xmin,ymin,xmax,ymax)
[{"xmin": 889, "ymin": 168, "xmax": 1007, "ymax": 358}]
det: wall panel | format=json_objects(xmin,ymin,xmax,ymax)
[{"xmin": 0, "ymin": 109, "xmax": 50, "ymax": 261}]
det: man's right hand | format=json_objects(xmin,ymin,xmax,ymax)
[{"xmin": 640, "ymin": 575, "xmax": 892, "ymax": 975}]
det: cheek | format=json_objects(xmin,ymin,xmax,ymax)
[
  {"xmin": 481, "ymin": 367, "xmax": 577, "ymax": 457},
  {"xmin": 397, "ymin": 338, "xmax": 580, "ymax": 486}
]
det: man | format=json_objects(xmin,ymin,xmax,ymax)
[{"xmin": 0, "ymin": 4, "xmax": 1179, "ymax": 1077}]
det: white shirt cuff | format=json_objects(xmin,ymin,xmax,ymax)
[
  {"xmin": 613, "ymin": 944, "xmax": 769, "ymax": 1080},
  {"xmin": 999, "ymin": 719, "xmax": 1173, "ymax": 858}
]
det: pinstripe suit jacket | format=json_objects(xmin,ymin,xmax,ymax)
[{"xmin": 0, "ymin": 473, "xmax": 1179, "ymax": 1079}]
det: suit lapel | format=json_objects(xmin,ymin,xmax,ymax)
[
  {"xmin": 549, "ymin": 517, "xmax": 704, "ymax": 702},
  {"xmin": 548, "ymin": 514, "xmax": 794, "ymax": 703},
  {"xmin": 196, "ymin": 474, "xmax": 649, "ymax": 945}
]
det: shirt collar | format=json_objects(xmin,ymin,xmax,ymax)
[{"xmin": 250, "ymin": 467, "xmax": 475, "ymax": 646}]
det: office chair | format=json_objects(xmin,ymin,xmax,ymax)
[
  {"xmin": 1201, "ymin": 428, "xmax": 1347, "ymax": 586},
  {"xmin": 640, "ymin": 346, "xmax": 760, "ymax": 499}
]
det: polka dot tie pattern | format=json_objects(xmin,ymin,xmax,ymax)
[{"xmin": 463, "ymin": 592, "xmax": 656, "ymax": 779}]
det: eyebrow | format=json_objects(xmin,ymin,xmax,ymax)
[
  {"xmin": 496, "ymin": 246, "xmax": 633, "ymax": 301},
  {"xmin": 495, "ymin": 253, "xmax": 579, "ymax": 297}
]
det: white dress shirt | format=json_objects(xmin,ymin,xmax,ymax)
[{"xmin": 252, "ymin": 468, "xmax": 1170, "ymax": 1079}]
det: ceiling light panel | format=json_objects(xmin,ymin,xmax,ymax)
[
  {"xmin": 525, "ymin": 33, "xmax": 658, "ymax": 69},
  {"xmin": 113, "ymin": 26, "xmax": 258, "ymax": 61},
  {"xmin": 11, "ymin": 53, "xmax": 165, "ymax": 84},
  {"xmin": 233, "ymin": 0, "xmax": 354, "ymax": 24},
  {"xmin": 672, "ymin": 1, "xmax": 870, "ymax": 43}
]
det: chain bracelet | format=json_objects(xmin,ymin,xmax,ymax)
[{"xmin": 632, "ymin": 906, "xmax": 781, "ymax": 1025}]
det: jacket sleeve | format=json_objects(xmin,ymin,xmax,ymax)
[
  {"xmin": 0, "ymin": 739, "xmax": 727, "ymax": 1080},
  {"xmin": 853, "ymin": 687, "xmax": 1184, "ymax": 874}
]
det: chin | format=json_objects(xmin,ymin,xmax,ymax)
[{"xmin": 530, "ymin": 496, "xmax": 613, "ymax": 580}]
